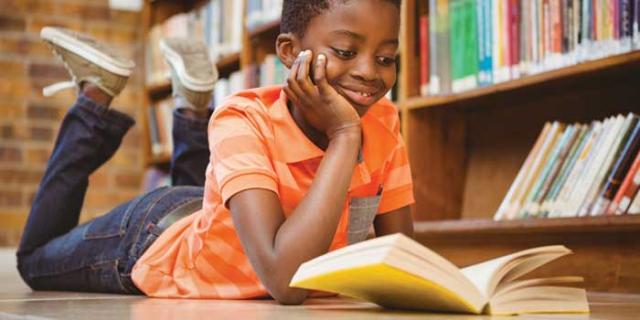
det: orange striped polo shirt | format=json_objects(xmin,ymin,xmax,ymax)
[{"xmin": 131, "ymin": 85, "xmax": 414, "ymax": 299}]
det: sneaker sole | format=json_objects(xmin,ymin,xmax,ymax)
[
  {"xmin": 159, "ymin": 39, "xmax": 216, "ymax": 92},
  {"xmin": 41, "ymin": 27, "xmax": 134, "ymax": 77}
]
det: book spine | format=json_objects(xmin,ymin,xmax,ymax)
[
  {"xmin": 612, "ymin": 151, "xmax": 640, "ymax": 214},
  {"xmin": 429, "ymin": 0, "xmax": 440, "ymax": 94},
  {"xmin": 596, "ymin": 117, "xmax": 640, "ymax": 215},
  {"xmin": 420, "ymin": 15, "xmax": 430, "ymax": 96},
  {"xmin": 535, "ymin": 125, "xmax": 580, "ymax": 216},
  {"xmin": 524, "ymin": 124, "xmax": 572, "ymax": 217},
  {"xmin": 485, "ymin": 0, "xmax": 495, "ymax": 84},
  {"xmin": 477, "ymin": 0, "xmax": 487, "ymax": 86},
  {"xmin": 577, "ymin": 115, "xmax": 627, "ymax": 216},
  {"xmin": 632, "ymin": 0, "xmax": 640, "ymax": 49},
  {"xmin": 495, "ymin": 123, "xmax": 552, "ymax": 220},
  {"xmin": 543, "ymin": 125, "xmax": 589, "ymax": 217},
  {"xmin": 438, "ymin": 0, "xmax": 452, "ymax": 94},
  {"xmin": 515, "ymin": 122, "xmax": 563, "ymax": 218},
  {"xmin": 552, "ymin": 121, "xmax": 601, "ymax": 217},
  {"xmin": 509, "ymin": 0, "xmax": 521, "ymax": 78},
  {"xmin": 625, "ymin": 186, "xmax": 640, "ymax": 214}
]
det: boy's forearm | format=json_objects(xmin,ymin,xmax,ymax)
[{"xmin": 270, "ymin": 129, "xmax": 361, "ymax": 301}]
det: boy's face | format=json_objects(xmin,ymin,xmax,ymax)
[{"xmin": 297, "ymin": 0, "xmax": 400, "ymax": 115}]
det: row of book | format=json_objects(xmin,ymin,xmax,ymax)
[
  {"xmin": 246, "ymin": 0, "xmax": 283, "ymax": 30},
  {"xmin": 147, "ymin": 99, "xmax": 174, "ymax": 158},
  {"xmin": 421, "ymin": 0, "xmax": 640, "ymax": 96},
  {"xmin": 495, "ymin": 113, "xmax": 640, "ymax": 220},
  {"xmin": 213, "ymin": 54, "xmax": 288, "ymax": 106},
  {"xmin": 146, "ymin": 0, "xmax": 244, "ymax": 85}
]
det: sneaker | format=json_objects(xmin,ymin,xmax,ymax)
[
  {"xmin": 160, "ymin": 38, "xmax": 217, "ymax": 111},
  {"xmin": 40, "ymin": 27, "xmax": 135, "ymax": 97}
]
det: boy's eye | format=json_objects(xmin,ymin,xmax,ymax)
[
  {"xmin": 377, "ymin": 56, "xmax": 397, "ymax": 66},
  {"xmin": 331, "ymin": 47, "xmax": 356, "ymax": 58}
]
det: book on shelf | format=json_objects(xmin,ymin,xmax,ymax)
[
  {"xmin": 609, "ymin": 143, "xmax": 640, "ymax": 214},
  {"xmin": 495, "ymin": 112, "xmax": 640, "ymax": 220},
  {"xmin": 147, "ymin": 98, "xmax": 174, "ymax": 158},
  {"xmin": 290, "ymin": 233, "xmax": 589, "ymax": 315},
  {"xmin": 246, "ymin": 0, "xmax": 283, "ymax": 31},
  {"xmin": 212, "ymin": 54, "xmax": 288, "ymax": 107},
  {"xmin": 146, "ymin": 0, "xmax": 244, "ymax": 86},
  {"xmin": 421, "ymin": 0, "xmax": 640, "ymax": 96}
]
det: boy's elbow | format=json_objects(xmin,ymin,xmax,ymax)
[{"xmin": 269, "ymin": 283, "xmax": 307, "ymax": 305}]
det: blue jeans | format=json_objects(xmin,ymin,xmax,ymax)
[{"xmin": 16, "ymin": 95, "xmax": 210, "ymax": 294}]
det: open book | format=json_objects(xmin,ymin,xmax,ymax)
[{"xmin": 290, "ymin": 233, "xmax": 589, "ymax": 315}]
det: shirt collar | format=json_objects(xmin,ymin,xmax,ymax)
[{"xmin": 270, "ymin": 87, "xmax": 399, "ymax": 190}]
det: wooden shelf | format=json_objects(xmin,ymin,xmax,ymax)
[
  {"xmin": 247, "ymin": 19, "xmax": 281, "ymax": 39},
  {"xmin": 414, "ymin": 215, "xmax": 640, "ymax": 236},
  {"xmin": 149, "ymin": 0, "xmax": 209, "ymax": 25},
  {"xmin": 215, "ymin": 51, "xmax": 241, "ymax": 78},
  {"xmin": 403, "ymin": 50, "xmax": 640, "ymax": 111}
]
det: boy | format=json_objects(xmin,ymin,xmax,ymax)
[{"xmin": 17, "ymin": 0, "xmax": 413, "ymax": 305}]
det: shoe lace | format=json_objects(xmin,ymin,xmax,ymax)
[
  {"xmin": 42, "ymin": 44, "xmax": 79, "ymax": 97},
  {"xmin": 43, "ymin": 81, "xmax": 76, "ymax": 97}
]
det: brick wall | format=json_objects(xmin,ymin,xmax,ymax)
[{"xmin": 0, "ymin": 0, "xmax": 147, "ymax": 246}]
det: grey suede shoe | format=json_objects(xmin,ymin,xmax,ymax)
[
  {"xmin": 40, "ymin": 27, "xmax": 135, "ymax": 97},
  {"xmin": 160, "ymin": 38, "xmax": 217, "ymax": 111}
]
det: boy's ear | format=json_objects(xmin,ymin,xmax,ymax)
[{"xmin": 276, "ymin": 33, "xmax": 301, "ymax": 69}]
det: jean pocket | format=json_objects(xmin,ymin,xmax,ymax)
[
  {"xmin": 83, "ymin": 203, "xmax": 133, "ymax": 240},
  {"xmin": 348, "ymin": 195, "xmax": 382, "ymax": 244}
]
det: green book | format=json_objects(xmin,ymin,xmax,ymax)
[{"xmin": 450, "ymin": 0, "xmax": 479, "ymax": 93}]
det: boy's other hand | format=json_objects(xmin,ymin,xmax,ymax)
[{"xmin": 283, "ymin": 50, "xmax": 361, "ymax": 140}]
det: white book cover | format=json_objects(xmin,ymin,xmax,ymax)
[
  {"xmin": 550, "ymin": 121, "xmax": 602, "ymax": 217},
  {"xmin": 585, "ymin": 114, "xmax": 636, "ymax": 216},
  {"xmin": 571, "ymin": 116, "xmax": 624, "ymax": 217}
]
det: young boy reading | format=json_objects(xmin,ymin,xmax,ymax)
[{"xmin": 17, "ymin": 0, "xmax": 414, "ymax": 305}]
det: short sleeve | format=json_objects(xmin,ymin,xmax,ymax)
[
  {"xmin": 377, "ymin": 131, "xmax": 415, "ymax": 214},
  {"xmin": 208, "ymin": 104, "xmax": 279, "ymax": 206}
]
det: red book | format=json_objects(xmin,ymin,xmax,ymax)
[
  {"xmin": 508, "ymin": 0, "xmax": 520, "ymax": 68},
  {"xmin": 551, "ymin": 0, "xmax": 563, "ymax": 53},
  {"xmin": 608, "ymin": 150, "xmax": 640, "ymax": 215},
  {"xmin": 419, "ymin": 14, "xmax": 429, "ymax": 96}
]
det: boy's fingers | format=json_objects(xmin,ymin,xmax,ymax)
[
  {"xmin": 296, "ymin": 51, "xmax": 315, "ymax": 94},
  {"xmin": 289, "ymin": 52, "xmax": 302, "ymax": 81},
  {"xmin": 314, "ymin": 54, "xmax": 330, "ymax": 93}
]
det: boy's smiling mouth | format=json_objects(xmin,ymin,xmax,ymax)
[{"xmin": 338, "ymin": 85, "xmax": 381, "ymax": 107}]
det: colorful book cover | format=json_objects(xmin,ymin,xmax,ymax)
[
  {"xmin": 532, "ymin": 125, "xmax": 581, "ymax": 216},
  {"xmin": 515, "ymin": 122, "xmax": 563, "ymax": 218},
  {"xmin": 429, "ymin": 0, "xmax": 440, "ymax": 94},
  {"xmin": 523, "ymin": 124, "xmax": 573, "ymax": 217},
  {"xmin": 542, "ymin": 125, "xmax": 590, "ymax": 217},
  {"xmin": 610, "ymin": 149, "xmax": 640, "ymax": 214},
  {"xmin": 451, "ymin": 0, "xmax": 479, "ymax": 93},
  {"xmin": 495, "ymin": 123, "xmax": 552, "ymax": 220},
  {"xmin": 575, "ymin": 115, "xmax": 627, "ymax": 216},
  {"xmin": 551, "ymin": 121, "xmax": 603, "ymax": 217},
  {"xmin": 437, "ymin": 0, "xmax": 452, "ymax": 94},
  {"xmin": 584, "ymin": 114, "xmax": 636, "ymax": 216},
  {"xmin": 594, "ymin": 117, "xmax": 640, "ymax": 215},
  {"xmin": 420, "ymin": 14, "xmax": 430, "ymax": 96}
]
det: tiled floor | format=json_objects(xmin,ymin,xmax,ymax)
[{"xmin": 0, "ymin": 248, "xmax": 638, "ymax": 319}]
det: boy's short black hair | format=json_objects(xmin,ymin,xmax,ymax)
[{"xmin": 281, "ymin": 0, "xmax": 402, "ymax": 38}]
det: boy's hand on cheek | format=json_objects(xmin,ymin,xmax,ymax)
[{"xmin": 283, "ymin": 50, "xmax": 361, "ymax": 140}]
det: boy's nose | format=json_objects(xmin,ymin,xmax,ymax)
[{"xmin": 350, "ymin": 57, "xmax": 378, "ymax": 82}]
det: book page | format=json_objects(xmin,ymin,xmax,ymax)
[{"xmin": 460, "ymin": 245, "xmax": 571, "ymax": 297}]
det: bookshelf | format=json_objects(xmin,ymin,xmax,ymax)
[
  {"xmin": 143, "ymin": 0, "xmax": 640, "ymax": 292},
  {"xmin": 399, "ymin": 0, "xmax": 640, "ymax": 293}
]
